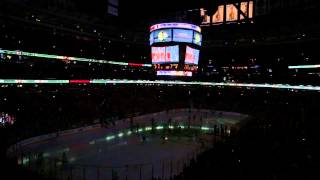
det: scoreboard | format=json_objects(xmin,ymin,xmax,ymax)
[{"xmin": 149, "ymin": 23, "xmax": 202, "ymax": 77}]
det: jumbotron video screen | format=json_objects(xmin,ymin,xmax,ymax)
[{"xmin": 150, "ymin": 23, "xmax": 202, "ymax": 77}]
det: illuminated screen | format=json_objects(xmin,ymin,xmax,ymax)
[
  {"xmin": 157, "ymin": 70, "xmax": 192, "ymax": 77},
  {"xmin": 185, "ymin": 46, "xmax": 200, "ymax": 65},
  {"xmin": 149, "ymin": 32, "xmax": 154, "ymax": 45},
  {"xmin": 226, "ymin": 4, "xmax": 238, "ymax": 21},
  {"xmin": 151, "ymin": 45, "xmax": 179, "ymax": 64},
  {"xmin": 165, "ymin": 46, "xmax": 179, "ymax": 63},
  {"xmin": 202, "ymin": 1, "xmax": 253, "ymax": 25},
  {"xmin": 249, "ymin": 1, "xmax": 253, "ymax": 18},
  {"xmin": 151, "ymin": 47, "xmax": 165, "ymax": 63},
  {"xmin": 240, "ymin": 2, "xmax": 248, "ymax": 20},
  {"xmin": 173, "ymin": 29, "xmax": 193, "ymax": 43},
  {"xmin": 193, "ymin": 32, "xmax": 202, "ymax": 46},
  {"xmin": 153, "ymin": 29, "xmax": 172, "ymax": 43},
  {"xmin": 212, "ymin": 5, "xmax": 224, "ymax": 23},
  {"xmin": 201, "ymin": 8, "xmax": 211, "ymax": 24}
]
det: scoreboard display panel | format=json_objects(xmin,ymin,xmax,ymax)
[
  {"xmin": 149, "ymin": 32, "xmax": 154, "ymax": 45},
  {"xmin": 151, "ymin": 45, "xmax": 179, "ymax": 64},
  {"xmin": 151, "ymin": 47, "xmax": 165, "ymax": 64},
  {"xmin": 153, "ymin": 29, "xmax": 172, "ymax": 43},
  {"xmin": 165, "ymin": 45, "xmax": 179, "ymax": 63},
  {"xmin": 173, "ymin": 29, "xmax": 193, "ymax": 43},
  {"xmin": 157, "ymin": 70, "xmax": 192, "ymax": 77},
  {"xmin": 150, "ymin": 23, "xmax": 201, "ymax": 46},
  {"xmin": 185, "ymin": 46, "xmax": 200, "ymax": 65},
  {"xmin": 193, "ymin": 32, "xmax": 202, "ymax": 46}
]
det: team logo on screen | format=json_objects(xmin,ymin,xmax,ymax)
[
  {"xmin": 158, "ymin": 31, "xmax": 169, "ymax": 41},
  {"xmin": 194, "ymin": 34, "xmax": 201, "ymax": 44}
]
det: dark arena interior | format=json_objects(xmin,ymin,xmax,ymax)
[{"xmin": 1, "ymin": 0, "xmax": 320, "ymax": 179}]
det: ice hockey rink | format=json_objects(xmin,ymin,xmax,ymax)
[{"xmin": 13, "ymin": 109, "xmax": 248, "ymax": 180}]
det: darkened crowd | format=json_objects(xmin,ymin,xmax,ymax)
[{"xmin": 1, "ymin": 84, "xmax": 320, "ymax": 179}]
